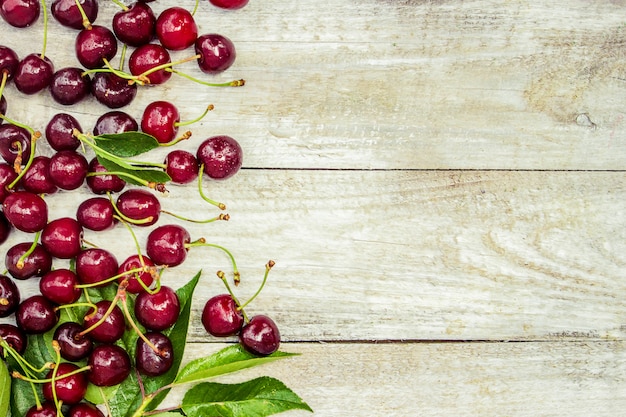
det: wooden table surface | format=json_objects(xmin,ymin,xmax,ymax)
[{"xmin": 2, "ymin": 0, "xmax": 626, "ymax": 415}]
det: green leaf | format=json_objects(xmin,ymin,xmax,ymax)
[
  {"xmin": 174, "ymin": 345, "xmax": 298, "ymax": 385},
  {"xmin": 0, "ymin": 360, "xmax": 10, "ymax": 417},
  {"xmin": 84, "ymin": 383, "xmax": 119, "ymax": 405},
  {"xmin": 94, "ymin": 132, "xmax": 160, "ymax": 157},
  {"xmin": 10, "ymin": 377, "xmax": 38, "ymax": 417},
  {"xmin": 97, "ymin": 156, "xmax": 171, "ymax": 187},
  {"xmin": 181, "ymin": 376, "xmax": 313, "ymax": 417}
]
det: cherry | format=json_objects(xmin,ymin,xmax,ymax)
[
  {"xmin": 195, "ymin": 33, "xmax": 236, "ymax": 74},
  {"xmin": 0, "ymin": 0, "xmax": 40, "ymax": 28},
  {"xmin": 91, "ymin": 72, "xmax": 137, "ymax": 108},
  {"xmin": 76, "ymin": 197, "xmax": 116, "ymax": 231},
  {"xmin": 68, "ymin": 403, "xmax": 105, "ymax": 417},
  {"xmin": 2, "ymin": 191, "xmax": 47, "ymax": 232},
  {"xmin": 93, "ymin": 110, "xmax": 138, "ymax": 135},
  {"xmin": 14, "ymin": 53, "xmax": 54, "ymax": 95},
  {"xmin": 51, "ymin": 0, "xmax": 98, "ymax": 30},
  {"xmin": 0, "ymin": 45, "xmax": 19, "ymax": 80},
  {"xmin": 5, "ymin": 242, "xmax": 52, "ymax": 280},
  {"xmin": 54, "ymin": 322, "xmax": 93, "ymax": 361},
  {"xmin": 209, "ymin": 0, "xmax": 249, "ymax": 9},
  {"xmin": 16, "ymin": 295, "xmax": 58, "ymax": 334},
  {"xmin": 75, "ymin": 248, "xmax": 119, "ymax": 287},
  {"xmin": 49, "ymin": 67, "xmax": 92, "ymax": 105},
  {"xmin": 87, "ymin": 344, "xmax": 131, "ymax": 386},
  {"xmin": 146, "ymin": 224, "xmax": 190, "ymax": 267},
  {"xmin": 135, "ymin": 331, "xmax": 174, "ymax": 376},
  {"xmin": 0, "ymin": 274, "xmax": 20, "ymax": 317},
  {"xmin": 86, "ymin": 157, "xmax": 126, "ymax": 194},
  {"xmin": 155, "ymin": 7, "xmax": 198, "ymax": 51},
  {"xmin": 40, "ymin": 217, "xmax": 84, "ymax": 259},
  {"xmin": 239, "ymin": 315, "xmax": 280, "ymax": 356},
  {"xmin": 83, "ymin": 300, "xmax": 126, "ymax": 343},
  {"xmin": 164, "ymin": 149, "xmax": 198, "ymax": 184},
  {"xmin": 0, "ymin": 323, "xmax": 27, "ymax": 355},
  {"xmin": 116, "ymin": 188, "xmax": 161, "ymax": 226},
  {"xmin": 134, "ymin": 285, "xmax": 180, "ymax": 331},
  {"xmin": 48, "ymin": 150, "xmax": 89, "ymax": 190},
  {"xmin": 202, "ymin": 293, "xmax": 244, "ymax": 337},
  {"xmin": 140, "ymin": 100, "xmax": 180, "ymax": 144},
  {"xmin": 76, "ymin": 25, "xmax": 119, "ymax": 69},
  {"xmin": 112, "ymin": 2, "xmax": 157, "ymax": 47},
  {"xmin": 21, "ymin": 156, "xmax": 58, "ymax": 194},
  {"xmin": 196, "ymin": 135, "xmax": 243, "ymax": 180},
  {"xmin": 118, "ymin": 254, "xmax": 155, "ymax": 293},
  {"xmin": 25, "ymin": 401, "xmax": 57, "ymax": 417},
  {"xmin": 0, "ymin": 162, "xmax": 18, "ymax": 202},
  {"xmin": 40, "ymin": 268, "xmax": 81, "ymax": 305},
  {"xmin": 0, "ymin": 123, "xmax": 31, "ymax": 165},
  {"xmin": 0, "ymin": 95, "xmax": 6, "ymax": 119},
  {"xmin": 0, "ymin": 210, "xmax": 10, "ymax": 244},
  {"xmin": 129, "ymin": 43, "xmax": 172, "ymax": 85},
  {"xmin": 45, "ymin": 112, "xmax": 82, "ymax": 151},
  {"xmin": 43, "ymin": 362, "xmax": 88, "ymax": 405}
]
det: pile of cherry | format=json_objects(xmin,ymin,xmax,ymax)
[{"xmin": 0, "ymin": 1, "xmax": 294, "ymax": 417}]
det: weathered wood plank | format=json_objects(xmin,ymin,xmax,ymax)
[{"xmin": 161, "ymin": 341, "xmax": 626, "ymax": 417}]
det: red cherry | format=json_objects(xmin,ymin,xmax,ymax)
[
  {"xmin": 195, "ymin": 33, "xmax": 236, "ymax": 74},
  {"xmin": 209, "ymin": 0, "xmax": 249, "ymax": 9},
  {"xmin": 155, "ymin": 7, "xmax": 198, "ymax": 51},
  {"xmin": 140, "ymin": 100, "xmax": 180, "ymax": 144},
  {"xmin": 43, "ymin": 362, "xmax": 88, "ymax": 405},
  {"xmin": 129, "ymin": 43, "xmax": 172, "ymax": 85}
]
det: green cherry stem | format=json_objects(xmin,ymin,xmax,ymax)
[
  {"xmin": 40, "ymin": 0, "xmax": 49, "ymax": 59},
  {"xmin": 160, "ymin": 210, "xmax": 230, "ymax": 224},
  {"xmin": 87, "ymin": 170, "xmax": 167, "ymax": 192},
  {"xmin": 110, "ymin": 202, "xmax": 155, "ymax": 226},
  {"xmin": 191, "ymin": 0, "xmax": 199, "ymax": 15},
  {"xmin": 118, "ymin": 288, "xmax": 163, "ymax": 356},
  {"xmin": 79, "ymin": 291, "xmax": 122, "ymax": 337},
  {"xmin": 74, "ymin": 266, "xmax": 147, "ymax": 289},
  {"xmin": 110, "ymin": 0, "xmax": 128, "ymax": 11},
  {"xmin": 236, "ymin": 260, "xmax": 275, "ymax": 312},
  {"xmin": 51, "ymin": 341, "xmax": 62, "ymax": 416},
  {"xmin": 187, "ymin": 238, "xmax": 240, "ymax": 283},
  {"xmin": 167, "ymin": 68, "xmax": 245, "ymax": 87},
  {"xmin": 0, "ymin": 70, "xmax": 7, "ymax": 99},
  {"xmin": 197, "ymin": 163, "xmax": 226, "ymax": 210},
  {"xmin": 9, "ymin": 131, "xmax": 40, "ymax": 188},
  {"xmin": 158, "ymin": 130, "xmax": 192, "ymax": 147},
  {"xmin": 16, "ymin": 231, "xmax": 42, "ymax": 269},
  {"xmin": 217, "ymin": 270, "xmax": 247, "ymax": 321},
  {"xmin": 75, "ymin": 0, "xmax": 92, "ymax": 29},
  {"xmin": 0, "ymin": 339, "xmax": 54, "ymax": 374}
]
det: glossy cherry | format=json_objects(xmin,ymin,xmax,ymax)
[
  {"xmin": 76, "ymin": 25, "xmax": 118, "ymax": 69},
  {"xmin": 196, "ymin": 135, "xmax": 243, "ymax": 180},
  {"xmin": 140, "ymin": 100, "xmax": 180, "ymax": 143},
  {"xmin": 49, "ymin": 150, "xmax": 89, "ymax": 190},
  {"xmin": 134, "ymin": 285, "xmax": 180, "ymax": 331},
  {"xmin": 40, "ymin": 217, "xmax": 83, "ymax": 259},
  {"xmin": 0, "ymin": 162, "xmax": 17, "ymax": 202},
  {"xmin": 0, "ymin": 123, "xmax": 31, "ymax": 165},
  {"xmin": 112, "ymin": 2, "xmax": 156, "ymax": 47},
  {"xmin": 5, "ymin": 242, "xmax": 52, "ymax": 280},
  {"xmin": 0, "ymin": 45, "xmax": 19, "ymax": 80},
  {"xmin": 91, "ymin": 72, "xmax": 137, "ymax": 108},
  {"xmin": 43, "ymin": 362, "xmax": 88, "ymax": 405},
  {"xmin": 21, "ymin": 156, "xmax": 58, "ymax": 194},
  {"xmin": 239, "ymin": 315, "xmax": 281, "ymax": 356},
  {"xmin": 0, "ymin": 274, "xmax": 20, "ymax": 317},
  {"xmin": 0, "ymin": 323, "xmax": 27, "ymax": 355},
  {"xmin": 68, "ymin": 403, "xmax": 106, "ymax": 417},
  {"xmin": 209, "ymin": 0, "xmax": 249, "ymax": 9},
  {"xmin": 40, "ymin": 268, "xmax": 81, "ymax": 305},
  {"xmin": 25, "ymin": 401, "xmax": 57, "ymax": 417},
  {"xmin": 155, "ymin": 7, "xmax": 198, "ymax": 51},
  {"xmin": 129, "ymin": 43, "xmax": 172, "ymax": 85},
  {"xmin": 146, "ymin": 224, "xmax": 190, "ymax": 266},
  {"xmin": 135, "ymin": 331, "xmax": 174, "ymax": 376},
  {"xmin": 195, "ymin": 33, "xmax": 236, "ymax": 74},
  {"xmin": 86, "ymin": 157, "xmax": 126, "ymax": 194},
  {"xmin": 45, "ymin": 112, "xmax": 82, "ymax": 151},
  {"xmin": 75, "ymin": 247, "xmax": 119, "ymax": 286},
  {"xmin": 54, "ymin": 322, "xmax": 93, "ymax": 361},
  {"xmin": 83, "ymin": 300, "xmax": 126, "ymax": 343},
  {"xmin": 164, "ymin": 149, "xmax": 199, "ymax": 184},
  {"xmin": 76, "ymin": 197, "xmax": 116, "ymax": 231},
  {"xmin": 87, "ymin": 344, "xmax": 131, "ymax": 386},
  {"xmin": 13, "ymin": 53, "xmax": 54, "ymax": 95},
  {"xmin": 15, "ymin": 295, "xmax": 58, "ymax": 334},
  {"xmin": 93, "ymin": 110, "xmax": 138, "ymax": 135},
  {"xmin": 116, "ymin": 188, "xmax": 161, "ymax": 226},
  {"xmin": 51, "ymin": 0, "xmax": 98, "ymax": 30},
  {"xmin": 0, "ymin": 0, "xmax": 40, "ymax": 28},
  {"xmin": 2, "ymin": 191, "xmax": 48, "ymax": 233},
  {"xmin": 202, "ymin": 293, "xmax": 244, "ymax": 337},
  {"xmin": 118, "ymin": 254, "xmax": 155, "ymax": 293},
  {"xmin": 49, "ymin": 66, "xmax": 92, "ymax": 105}
]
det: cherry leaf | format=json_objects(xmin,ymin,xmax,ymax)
[
  {"xmin": 94, "ymin": 132, "xmax": 160, "ymax": 157},
  {"xmin": 181, "ymin": 376, "xmax": 313, "ymax": 417},
  {"xmin": 0, "ymin": 360, "xmax": 10, "ymax": 417},
  {"xmin": 96, "ymin": 156, "xmax": 171, "ymax": 186}
]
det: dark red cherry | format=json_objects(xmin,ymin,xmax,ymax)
[
  {"xmin": 0, "ymin": 45, "xmax": 19, "ymax": 80},
  {"xmin": 76, "ymin": 25, "xmax": 118, "ymax": 69},
  {"xmin": 117, "ymin": 254, "xmax": 154, "ymax": 293},
  {"xmin": 116, "ymin": 188, "xmax": 160, "ymax": 226},
  {"xmin": 75, "ymin": 248, "xmax": 118, "ymax": 287},
  {"xmin": 140, "ymin": 100, "xmax": 179, "ymax": 144},
  {"xmin": 21, "ymin": 156, "xmax": 58, "ymax": 194},
  {"xmin": 2, "ymin": 190, "xmax": 48, "ymax": 232},
  {"xmin": 16, "ymin": 295, "xmax": 59, "ymax": 334},
  {"xmin": 0, "ymin": 323, "xmax": 27, "ymax": 355},
  {"xmin": 0, "ymin": 123, "xmax": 31, "ymax": 165},
  {"xmin": 0, "ymin": 95, "xmax": 6, "ymax": 120},
  {"xmin": 76, "ymin": 197, "xmax": 116, "ymax": 231},
  {"xmin": 14, "ymin": 53, "xmax": 54, "ymax": 95},
  {"xmin": 0, "ymin": 162, "xmax": 17, "ymax": 202},
  {"xmin": 0, "ymin": 274, "xmax": 20, "ymax": 317},
  {"xmin": 49, "ymin": 150, "xmax": 89, "ymax": 190},
  {"xmin": 51, "ymin": 0, "xmax": 98, "ymax": 30},
  {"xmin": 0, "ymin": 210, "xmax": 10, "ymax": 244},
  {"xmin": 93, "ymin": 110, "xmax": 138, "ymax": 135},
  {"xmin": 40, "ymin": 217, "xmax": 84, "ymax": 259},
  {"xmin": 43, "ymin": 362, "xmax": 88, "ymax": 405},
  {"xmin": 195, "ymin": 33, "xmax": 236, "ymax": 74},
  {"xmin": 83, "ymin": 300, "xmax": 126, "ymax": 343},
  {"xmin": 0, "ymin": 0, "xmax": 40, "ymax": 28},
  {"xmin": 129, "ymin": 43, "xmax": 171, "ymax": 85},
  {"xmin": 5, "ymin": 242, "xmax": 52, "ymax": 280},
  {"xmin": 88, "ymin": 344, "xmax": 131, "ymax": 386},
  {"xmin": 155, "ymin": 7, "xmax": 198, "ymax": 51},
  {"xmin": 209, "ymin": 0, "xmax": 249, "ymax": 9},
  {"xmin": 50, "ymin": 67, "xmax": 92, "ymax": 105},
  {"xmin": 54, "ymin": 322, "xmax": 93, "ymax": 361},
  {"xmin": 202, "ymin": 293, "xmax": 244, "ymax": 337},
  {"xmin": 45, "ymin": 112, "xmax": 82, "ymax": 151},
  {"xmin": 40, "ymin": 269, "xmax": 81, "ymax": 305},
  {"xmin": 112, "ymin": 2, "xmax": 156, "ymax": 47},
  {"xmin": 145, "ymin": 224, "xmax": 190, "ymax": 266},
  {"xmin": 164, "ymin": 149, "xmax": 198, "ymax": 184},
  {"xmin": 134, "ymin": 285, "xmax": 180, "ymax": 331},
  {"xmin": 135, "ymin": 331, "xmax": 174, "ymax": 376},
  {"xmin": 25, "ymin": 401, "xmax": 57, "ymax": 417},
  {"xmin": 68, "ymin": 403, "xmax": 105, "ymax": 417},
  {"xmin": 86, "ymin": 157, "xmax": 126, "ymax": 194},
  {"xmin": 196, "ymin": 135, "xmax": 243, "ymax": 180},
  {"xmin": 91, "ymin": 72, "xmax": 137, "ymax": 108},
  {"xmin": 239, "ymin": 315, "xmax": 281, "ymax": 356}
]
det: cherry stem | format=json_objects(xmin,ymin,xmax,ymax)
[
  {"xmin": 40, "ymin": 0, "xmax": 49, "ymax": 59},
  {"xmin": 110, "ymin": 202, "xmax": 155, "ymax": 226},
  {"xmin": 217, "ymin": 270, "xmax": 247, "ymax": 321},
  {"xmin": 0, "ymin": 339, "xmax": 54, "ymax": 374},
  {"xmin": 0, "ymin": 70, "xmax": 7, "ymax": 99},
  {"xmin": 192, "ymin": 0, "xmax": 199, "ymax": 15},
  {"xmin": 79, "ymin": 291, "xmax": 122, "ymax": 337},
  {"xmin": 51, "ymin": 341, "xmax": 62, "ymax": 416},
  {"xmin": 16, "ymin": 231, "xmax": 41, "ymax": 270},
  {"xmin": 197, "ymin": 164, "xmax": 227, "ymax": 210},
  {"xmin": 160, "ymin": 210, "xmax": 230, "ymax": 224},
  {"xmin": 158, "ymin": 130, "xmax": 192, "ymax": 147},
  {"xmin": 186, "ymin": 239, "xmax": 240, "ymax": 284},
  {"xmin": 9, "ymin": 131, "xmax": 41, "ymax": 188},
  {"xmin": 55, "ymin": 301, "xmax": 98, "ymax": 315},
  {"xmin": 0, "ymin": 113, "xmax": 36, "ymax": 135},
  {"xmin": 175, "ymin": 104, "xmax": 214, "ymax": 128},
  {"xmin": 110, "ymin": 0, "xmax": 129, "ymax": 11},
  {"xmin": 87, "ymin": 170, "xmax": 166, "ymax": 192},
  {"xmin": 237, "ymin": 260, "xmax": 275, "ymax": 312},
  {"xmin": 75, "ymin": 0, "xmax": 92, "ymax": 29},
  {"xmin": 119, "ymin": 288, "xmax": 164, "ymax": 357},
  {"xmin": 168, "ymin": 68, "xmax": 245, "ymax": 87},
  {"xmin": 74, "ymin": 266, "xmax": 147, "ymax": 289},
  {"xmin": 131, "ymin": 54, "xmax": 202, "ymax": 86}
]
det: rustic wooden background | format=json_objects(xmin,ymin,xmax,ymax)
[{"xmin": 2, "ymin": 0, "xmax": 626, "ymax": 415}]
